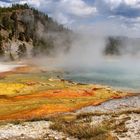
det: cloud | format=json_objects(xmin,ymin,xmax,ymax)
[
  {"xmin": 0, "ymin": 0, "xmax": 140, "ymax": 37},
  {"xmin": 35, "ymin": 0, "xmax": 97, "ymax": 25},
  {"xmin": 90, "ymin": 0, "xmax": 140, "ymax": 37},
  {"xmin": 23, "ymin": 0, "xmax": 97, "ymax": 17},
  {"xmin": 76, "ymin": 18, "xmax": 140, "ymax": 38},
  {"xmin": 0, "ymin": 1, "xmax": 11, "ymax": 7},
  {"xmin": 0, "ymin": 0, "xmax": 97, "ymax": 26},
  {"xmin": 19, "ymin": 0, "xmax": 41, "ymax": 7},
  {"xmin": 58, "ymin": 0, "xmax": 97, "ymax": 17},
  {"xmin": 52, "ymin": 12, "xmax": 74, "ymax": 25},
  {"xmin": 96, "ymin": 0, "xmax": 140, "ymax": 18},
  {"xmin": 102, "ymin": 0, "xmax": 140, "ymax": 9}
]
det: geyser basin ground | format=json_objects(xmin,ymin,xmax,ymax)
[{"xmin": 0, "ymin": 65, "xmax": 131, "ymax": 121}]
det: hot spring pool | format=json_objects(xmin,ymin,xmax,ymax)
[{"xmin": 63, "ymin": 59, "xmax": 140, "ymax": 91}]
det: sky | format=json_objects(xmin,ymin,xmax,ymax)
[{"xmin": 0, "ymin": 0, "xmax": 140, "ymax": 37}]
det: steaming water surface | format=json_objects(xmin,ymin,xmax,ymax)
[{"xmin": 63, "ymin": 58, "xmax": 140, "ymax": 91}]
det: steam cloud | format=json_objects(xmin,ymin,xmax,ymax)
[{"xmin": 32, "ymin": 27, "xmax": 140, "ymax": 72}]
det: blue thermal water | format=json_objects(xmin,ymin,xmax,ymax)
[{"xmin": 63, "ymin": 60, "xmax": 140, "ymax": 91}]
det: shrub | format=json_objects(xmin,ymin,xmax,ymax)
[
  {"xmin": 104, "ymin": 37, "xmax": 121, "ymax": 55},
  {"xmin": 10, "ymin": 12, "xmax": 17, "ymax": 21},
  {"xmin": 32, "ymin": 37, "xmax": 54, "ymax": 56},
  {"xmin": 18, "ymin": 32, "xmax": 25, "ymax": 41},
  {"xmin": 2, "ymin": 16, "xmax": 10, "ymax": 29},
  {"xmin": 17, "ymin": 43, "xmax": 27, "ymax": 58},
  {"xmin": 0, "ymin": 34, "xmax": 4, "ymax": 57},
  {"xmin": 9, "ymin": 33, "xmax": 13, "ymax": 40},
  {"xmin": 50, "ymin": 121, "xmax": 109, "ymax": 139},
  {"xmin": 9, "ymin": 53, "xmax": 15, "ymax": 61}
]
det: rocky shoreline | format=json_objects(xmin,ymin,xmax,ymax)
[
  {"xmin": 0, "ymin": 64, "xmax": 139, "ymax": 139},
  {"xmin": 77, "ymin": 94, "xmax": 140, "ymax": 113},
  {"xmin": 0, "ymin": 121, "xmax": 76, "ymax": 140},
  {"xmin": 0, "ymin": 95, "xmax": 139, "ymax": 140},
  {"xmin": 77, "ymin": 94, "xmax": 140, "ymax": 140}
]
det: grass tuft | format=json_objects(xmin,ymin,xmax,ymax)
[{"xmin": 50, "ymin": 122, "xmax": 109, "ymax": 139}]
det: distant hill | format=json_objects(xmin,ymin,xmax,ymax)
[
  {"xmin": 104, "ymin": 36, "xmax": 140, "ymax": 56},
  {"xmin": 0, "ymin": 4, "xmax": 72, "ymax": 60}
]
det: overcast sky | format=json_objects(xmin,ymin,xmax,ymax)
[{"xmin": 0, "ymin": 0, "xmax": 140, "ymax": 37}]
